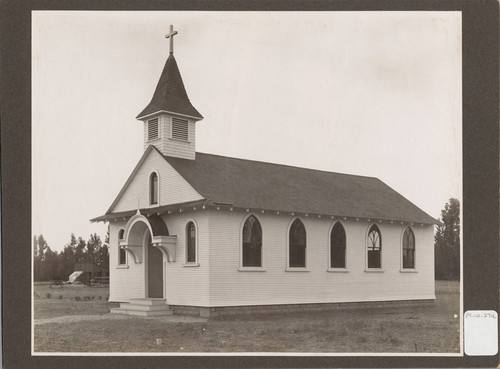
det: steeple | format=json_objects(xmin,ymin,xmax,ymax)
[
  {"xmin": 137, "ymin": 25, "xmax": 203, "ymax": 160},
  {"xmin": 136, "ymin": 53, "xmax": 203, "ymax": 121}
]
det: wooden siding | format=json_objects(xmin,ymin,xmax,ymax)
[
  {"xmin": 207, "ymin": 210, "xmax": 435, "ymax": 307},
  {"xmin": 162, "ymin": 211, "xmax": 210, "ymax": 306},
  {"xmin": 109, "ymin": 221, "xmax": 145, "ymax": 302},
  {"xmin": 110, "ymin": 208, "xmax": 434, "ymax": 306},
  {"xmin": 111, "ymin": 148, "xmax": 204, "ymax": 213},
  {"xmin": 108, "ymin": 211, "xmax": 210, "ymax": 306},
  {"xmin": 143, "ymin": 114, "xmax": 196, "ymax": 160}
]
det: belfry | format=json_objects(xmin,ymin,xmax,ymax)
[{"xmin": 136, "ymin": 25, "xmax": 203, "ymax": 160}]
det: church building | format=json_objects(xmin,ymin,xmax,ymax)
[{"xmin": 91, "ymin": 26, "xmax": 438, "ymax": 317}]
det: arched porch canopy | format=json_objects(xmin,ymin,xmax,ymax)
[{"xmin": 120, "ymin": 211, "xmax": 177, "ymax": 263}]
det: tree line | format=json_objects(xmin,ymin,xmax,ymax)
[
  {"xmin": 33, "ymin": 231, "xmax": 109, "ymax": 282},
  {"xmin": 434, "ymin": 198, "xmax": 460, "ymax": 280}
]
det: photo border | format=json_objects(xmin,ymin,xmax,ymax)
[{"xmin": 2, "ymin": 0, "xmax": 498, "ymax": 368}]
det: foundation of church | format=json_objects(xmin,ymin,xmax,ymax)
[{"xmin": 168, "ymin": 299, "xmax": 435, "ymax": 318}]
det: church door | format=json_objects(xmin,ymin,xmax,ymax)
[{"xmin": 147, "ymin": 234, "xmax": 164, "ymax": 298}]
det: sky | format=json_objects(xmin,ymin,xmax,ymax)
[{"xmin": 32, "ymin": 11, "xmax": 462, "ymax": 252}]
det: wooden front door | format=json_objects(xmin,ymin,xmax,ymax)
[{"xmin": 147, "ymin": 234, "xmax": 164, "ymax": 298}]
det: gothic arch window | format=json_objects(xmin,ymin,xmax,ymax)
[
  {"xmin": 186, "ymin": 221, "xmax": 197, "ymax": 263},
  {"xmin": 150, "ymin": 172, "xmax": 158, "ymax": 205},
  {"xmin": 402, "ymin": 227, "xmax": 415, "ymax": 269},
  {"xmin": 330, "ymin": 222, "xmax": 346, "ymax": 268},
  {"xmin": 242, "ymin": 215, "xmax": 262, "ymax": 267},
  {"xmin": 118, "ymin": 229, "xmax": 126, "ymax": 265},
  {"xmin": 367, "ymin": 224, "xmax": 382, "ymax": 269},
  {"xmin": 289, "ymin": 218, "xmax": 306, "ymax": 268}
]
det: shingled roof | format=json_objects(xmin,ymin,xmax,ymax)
[
  {"xmin": 92, "ymin": 147, "xmax": 438, "ymax": 224},
  {"xmin": 136, "ymin": 54, "xmax": 203, "ymax": 120},
  {"xmin": 163, "ymin": 151, "xmax": 438, "ymax": 225}
]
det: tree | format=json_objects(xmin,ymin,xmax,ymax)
[
  {"xmin": 87, "ymin": 233, "xmax": 101, "ymax": 264},
  {"xmin": 37, "ymin": 234, "xmax": 48, "ymax": 259},
  {"xmin": 33, "ymin": 235, "xmax": 38, "ymax": 258},
  {"xmin": 57, "ymin": 234, "xmax": 78, "ymax": 280},
  {"xmin": 90, "ymin": 230, "xmax": 109, "ymax": 269},
  {"xmin": 96, "ymin": 243, "xmax": 109, "ymax": 269},
  {"xmin": 33, "ymin": 235, "xmax": 57, "ymax": 281},
  {"xmin": 32, "ymin": 232, "xmax": 110, "ymax": 282},
  {"xmin": 434, "ymin": 198, "xmax": 460, "ymax": 280},
  {"xmin": 33, "ymin": 235, "xmax": 41, "ymax": 281},
  {"xmin": 75, "ymin": 237, "xmax": 86, "ymax": 263},
  {"xmin": 42, "ymin": 246, "xmax": 59, "ymax": 281}
]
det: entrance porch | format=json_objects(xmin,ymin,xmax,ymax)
[{"xmin": 110, "ymin": 298, "xmax": 173, "ymax": 316}]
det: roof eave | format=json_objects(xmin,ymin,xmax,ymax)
[
  {"xmin": 92, "ymin": 201, "xmax": 439, "ymax": 227},
  {"xmin": 90, "ymin": 199, "xmax": 209, "ymax": 223},
  {"xmin": 136, "ymin": 109, "xmax": 203, "ymax": 121}
]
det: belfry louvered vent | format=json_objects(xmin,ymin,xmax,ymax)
[
  {"xmin": 171, "ymin": 118, "xmax": 189, "ymax": 141},
  {"xmin": 148, "ymin": 118, "xmax": 159, "ymax": 141}
]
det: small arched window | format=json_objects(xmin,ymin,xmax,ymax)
[
  {"xmin": 402, "ymin": 227, "xmax": 415, "ymax": 269},
  {"xmin": 150, "ymin": 172, "xmax": 158, "ymax": 205},
  {"xmin": 186, "ymin": 222, "xmax": 196, "ymax": 263},
  {"xmin": 330, "ymin": 222, "xmax": 346, "ymax": 268},
  {"xmin": 242, "ymin": 215, "xmax": 262, "ymax": 267},
  {"xmin": 289, "ymin": 219, "xmax": 306, "ymax": 268},
  {"xmin": 367, "ymin": 225, "xmax": 382, "ymax": 268},
  {"xmin": 118, "ymin": 229, "xmax": 126, "ymax": 265}
]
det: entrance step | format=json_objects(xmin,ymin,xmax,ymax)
[
  {"xmin": 110, "ymin": 298, "xmax": 173, "ymax": 316},
  {"xmin": 119, "ymin": 303, "xmax": 172, "ymax": 312},
  {"xmin": 129, "ymin": 298, "xmax": 167, "ymax": 306},
  {"xmin": 110, "ymin": 308, "xmax": 173, "ymax": 316}
]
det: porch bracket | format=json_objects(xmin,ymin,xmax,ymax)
[
  {"xmin": 121, "ymin": 243, "xmax": 143, "ymax": 264},
  {"xmin": 125, "ymin": 245, "xmax": 142, "ymax": 264},
  {"xmin": 152, "ymin": 235, "xmax": 178, "ymax": 262}
]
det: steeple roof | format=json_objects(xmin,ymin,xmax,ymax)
[{"xmin": 136, "ymin": 54, "xmax": 203, "ymax": 120}]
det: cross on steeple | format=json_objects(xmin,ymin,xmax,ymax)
[{"xmin": 165, "ymin": 24, "xmax": 178, "ymax": 54}]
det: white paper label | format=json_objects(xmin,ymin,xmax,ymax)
[{"xmin": 464, "ymin": 310, "xmax": 498, "ymax": 356}]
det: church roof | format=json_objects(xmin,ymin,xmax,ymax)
[
  {"xmin": 136, "ymin": 54, "xmax": 203, "ymax": 120},
  {"xmin": 163, "ymin": 152, "xmax": 438, "ymax": 225},
  {"xmin": 91, "ymin": 145, "xmax": 439, "ymax": 224},
  {"xmin": 91, "ymin": 147, "xmax": 438, "ymax": 225}
]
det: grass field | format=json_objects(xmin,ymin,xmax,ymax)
[{"xmin": 33, "ymin": 281, "xmax": 460, "ymax": 353}]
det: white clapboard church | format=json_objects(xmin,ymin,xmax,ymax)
[{"xmin": 91, "ymin": 26, "xmax": 438, "ymax": 317}]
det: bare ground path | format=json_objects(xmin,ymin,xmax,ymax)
[
  {"xmin": 34, "ymin": 313, "xmax": 207, "ymax": 325},
  {"xmin": 33, "ymin": 281, "xmax": 460, "ymax": 353}
]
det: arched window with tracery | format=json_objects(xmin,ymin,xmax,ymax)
[
  {"xmin": 242, "ymin": 215, "xmax": 262, "ymax": 267},
  {"xmin": 402, "ymin": 227, "xmax": 415, "ymax": 269},
  {"xmin": 367, "ymin": 224, "xmax": 382, "ymax": 269}
]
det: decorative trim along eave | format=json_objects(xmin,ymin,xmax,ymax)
[{"xmin": 152, "ymin": 235, "xmax": 178, "ymax": 262}]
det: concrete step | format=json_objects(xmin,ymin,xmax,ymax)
[
  {"xmin": 111, "ymin": 298, "xmax": 173, "ymax": 317},
  {"xmin": 129, "ymin": 298, "xmax": 167, "ymax": 306},
  {"xmin": 119, "ymin": 303, "xmax": 172, "ymax": 312},
  {"xmin": 110, "ymin": 307, "xmax": 173, "ymax": 316}
]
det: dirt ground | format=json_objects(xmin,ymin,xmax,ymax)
[
  {"xmin": 33, "ymin": 281, "xmax": 460, "ymax": 353},
  {"xmin": 34, "ymin": 284, "xmax": 110, "ymax": 319}
]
